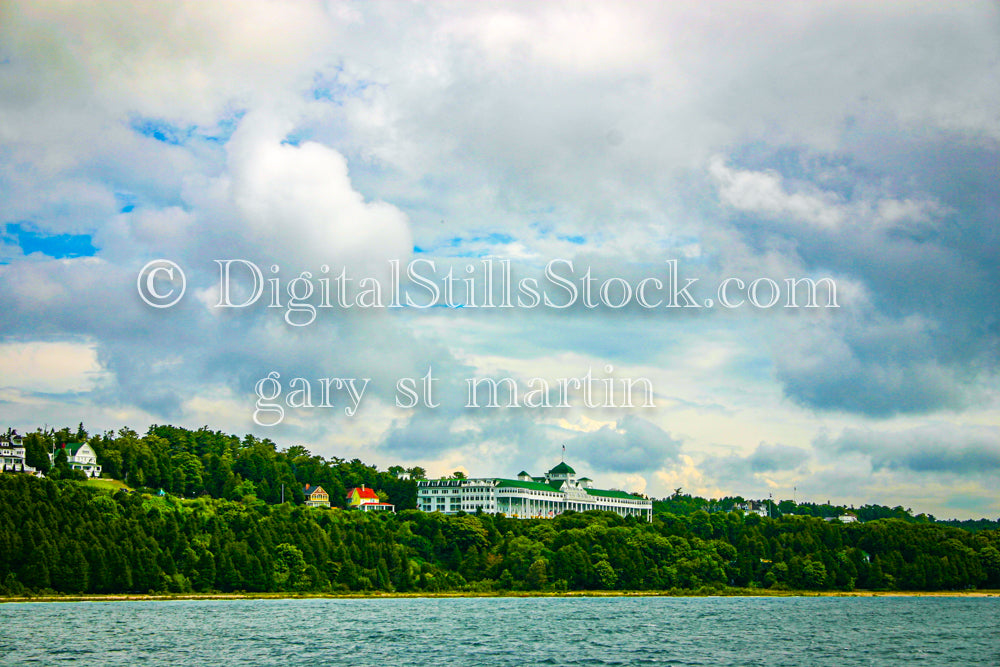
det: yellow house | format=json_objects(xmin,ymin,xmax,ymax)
[
  {"xmin": 303, "ymin": 484, "xmax": 330, "ymax": 508},
  {"xmin": 346, "ymin": 485, "xmax": 394, "ymax": 512}
]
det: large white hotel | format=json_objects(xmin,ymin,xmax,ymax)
[{"xmin": 416, "ymin": 461, "xmax": 652, "ymax": 521}]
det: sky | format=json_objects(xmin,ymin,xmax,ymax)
[{"xmin": 1, "ymin": 1, "xmax": 998, "ymax": 518}]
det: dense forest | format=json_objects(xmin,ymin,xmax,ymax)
[
  {"xmin": 3, "ymin": 423, "xmax": 999, "ymax": 596},
  {"xmin": 16, "ymin": 424, "xmax": 418, "ymax": 510},
  {"xmin": 2, "ymin": 473, "xmax": 1000, "ymax": 596},
  {"xmin": 653, "ymin": 490, "xmax": 1000, "ymax": 531},
  {"xmin": 18, "ymin": 423, "xmax": 1000, "ymax": 532}
]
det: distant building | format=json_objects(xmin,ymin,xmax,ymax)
[
  {"xmin": 50, "ymin": 442, "xmax": 101, "ymax": 478},
  {"xmin": 417, "ymin": 461, "xmax": 652, "ymax": 521},
  {"xmin": 825, "ymin": 514, "xmax": 859, "ymax": 524},
  {"xmin": 0, "ymin": 432, "xmax": 39, "ymax": 475},
  {"xmin": 303, "ymin": 484, "xmax": 330, "ymax": 508},
  {"xmin": 346, "ymin": 485, "xmax": 395, "ymax": 512},
  {"xmin": 2, "ymin": 433, "xmax": 103, "ymax": 478},
  {"xmin": 734, "ymin": 501, "xmax": 770, "ymax": 518}
]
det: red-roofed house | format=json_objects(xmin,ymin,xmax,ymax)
[{"xmin": 346, "ymin": 485, "xmax": 394, "ymax": 512}]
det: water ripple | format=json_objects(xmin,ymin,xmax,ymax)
[{"xmin": 0, "ymin": 597, "xmax": 998, "ymax": 666}]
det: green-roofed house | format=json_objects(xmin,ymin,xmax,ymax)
[
  {"xmin": 49, "ymin": 442, "xmax": 102, "ymax": 478},
  {"xmin": 416, "ymin": 460, "xmax": 651, "ymax": 521}
]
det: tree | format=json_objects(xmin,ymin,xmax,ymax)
[
  {"xmin": 1, "ymin": 572, "xmax": 25, "ymax": 596},
  {"xmin": 228, "ymin": 479, "xmax": 257, "ymax": 501},
  {"xmin": 525, "ymin": 557, "xmax": 549, "ymax": 590},
  {"xmin": 23, "ymin": 433, "xmax": 51, "ymax": 474},
  {"xmin": 594, "ymin": 560, "xmax": 618, "ymax": 589},
  {"xmin": 801, "ymin": 560, "xmax": 828, "ymax": 589},
  {"xmin": 980, "ymin": 546, "xmax": 1000, "ymax": 586},
  {"xmin": 273, "ymin": 543, "xmax": 309, "ymax": 591},
  {"xmin": 51, "ymin": 447, "xmax": 71, "ymax": 479},
  {"xmin": 171, "ymin": 451, "xmax": 205, "ymax": 497}
]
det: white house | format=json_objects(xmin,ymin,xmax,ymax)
[
  {"xmin": 0, "ymin": 432, "xmax": 39, "ymax": 475},
  {"xmin": 734, "ymin": 501, "xmax": 770, "ymax": 518},
  {"xmin": 50, "ymin": 442, "xmax": 102, "ymax": 478},
  {"xmin": 417, "ymin": 461, "xmax": 652, "ymax": 521}
]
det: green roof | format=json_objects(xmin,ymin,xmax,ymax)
[
  {"xmin": 516, "ymin": 470, "xmax": 531, "ymax": 477},
  {"xmin": 496, "ymin": 478, "xmax": 561, "ymax": 493},
  {"xmin": 585, "ymin": 488, "xmax": 641, "ymax": 500},
  {"xmin": 548, "ymin": 461, "xmax": 576, "ymax": 475},
  {"xmin": 59, "ymin": 442, "xmax": 87, "ymax": 456}
]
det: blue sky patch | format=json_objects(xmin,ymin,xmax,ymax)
[
  {"xmin": 485, "ymin": 232, "xmax": 515, "ymax": 244},
  {"xmin": 130, "ymin": 116, "xmax": 193, "ymax": 145},
  {"xmin": 115, "ymin": 192, "xmax": 138, "ymax": 214},
  {"xmin": 281, "ymin": 132, "xmax": 307, "ymax": 147},
  {"xmin": 198, "ymin": 109, "xmax": 246, "ymax": 144},
  {"xmin": 5, "ymin": 223, "xmax": 97, "ymax": 258},
  {"xmin": 132, "ymin": 112, "xmax": 248, "ymax": 146},
  {"xmin": 312, "ymin": 66, "xmax": 375, "ymax": 104}
]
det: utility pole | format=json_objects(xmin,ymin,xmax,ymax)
[{"xmin": 281, "ymin": 483, "xmax": 285, "ymax": 504}]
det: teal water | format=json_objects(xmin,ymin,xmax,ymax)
[{"xmin": 1, "ymin": 596, "xmax": 998, "ymax": 666}]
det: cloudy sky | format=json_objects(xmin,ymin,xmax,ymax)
[{"xmin": 1, "ymin": 1, "xmax": 998, "ymax": 518}]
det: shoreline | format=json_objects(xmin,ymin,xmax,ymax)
[{"xmin": 3, "ymin": 589, "xmax": 998, "ymax": 604}]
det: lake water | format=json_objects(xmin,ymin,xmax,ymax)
[{"xmin": 1, "ymin": 596, "xmax": 998, "ymax": 666}]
